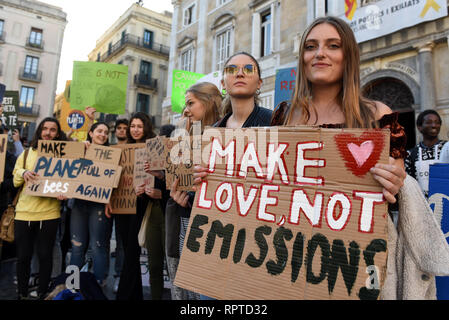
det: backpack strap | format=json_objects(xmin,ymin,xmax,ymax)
[{"xmin": 12, "ymin": 148, "xmax": 30, "ymax": 207}]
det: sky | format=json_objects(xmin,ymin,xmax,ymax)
[{"xmin": 41, "ymin": 0, "xmax": 174, "ymax": 93}]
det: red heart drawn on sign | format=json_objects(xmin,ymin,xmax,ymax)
[{"xmin": 334, "ymin": 131, "xmax": 385, "ymax": 177}]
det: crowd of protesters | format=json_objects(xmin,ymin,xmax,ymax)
[{"xmin": 0, "ymin": 16, "xmax": 449, "ymax": 301}]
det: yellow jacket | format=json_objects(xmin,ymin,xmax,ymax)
[{"xmin": 13, "ymin": 148, "xmax": 61, "ymax": 221}]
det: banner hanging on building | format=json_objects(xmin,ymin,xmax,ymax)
[{"xmin": 339, "ymin": 0, "xmax": 448, "ymax": 43}]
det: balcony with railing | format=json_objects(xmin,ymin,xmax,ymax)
[
  {"xmin": 26, "ymin": 37, "xmax": 44, "ymax": 50},
  {"xmin": 134, "ymin": 73, "xmax": 158, "ymax": 91},
  {"xmin": 18, "ymin": 104, "xmax": 40, "ymax": 117},
  {"xmin": 99, "ymin": 34, "xmax": 169, "ymax": 62},
  {"xmin": 19, "ymin": 67, "xmax": 42, "ymax": 83}
]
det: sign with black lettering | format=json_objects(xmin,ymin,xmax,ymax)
[
  {"xmin": 110, "ymin": 143, "xmax": 145, "ymax": 214},
  {"xmin": 24, "ymin": 140, "xmax": 122, "ymax": 203},
  {"xmin": 164, "ymin": 120, "xmax": 201, "ymax": 191},
  {"xmin": 174, "ymin": 126, "xmax": 390, "ymax": 300},
  {"xmin": 1, "ymin": 91, "xmax": 19, "ymax": 130}
]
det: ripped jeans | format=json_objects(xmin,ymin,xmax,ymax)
[{"xmin": 70, "ymin": 199, "xmax": 112, "ymax": 282}]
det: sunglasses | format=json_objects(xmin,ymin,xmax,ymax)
[{"xmin": 224, "ymin": 64, "xmax": 257, "ymax": 76}]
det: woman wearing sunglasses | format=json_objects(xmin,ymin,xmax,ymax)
[
  {"xmin": 214, "ymin": 51, "xmax": 272, "ymax": 128},
  {"xmin": 192, "ymin": 52, "xmax": 273, "ymax": 186}
]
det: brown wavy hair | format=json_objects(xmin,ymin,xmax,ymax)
[
  {"xmin": 285, "ymin": 16, "xmax": 377, "ymax": 128},
  {"xmin": 185, "ymin": 82, "xmax": 222, "ymax": 131}
]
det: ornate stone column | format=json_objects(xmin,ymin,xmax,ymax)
[{"xmin": 417, "ymin": 41, "xmax": 436, "ymax": 111}]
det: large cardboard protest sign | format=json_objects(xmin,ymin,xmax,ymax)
[
  {"xmin": 0, "ymin": 134, "xmax": 7, "ymax": 183},
  {"xmin": 110, "ymin": 143, "xmax": 145, "ymax": 214},
  {"xmin": 175, "ymin": 126, "xmax": 390, "ymax": 300},
  {"xmin": 1, "ymin": 91, "xmax": 19, "ymax": 130},
  {"xmin": 24, "ymin": 141, "xmax": 122, "ymax": 203},
  {"xmin": 70, "ymin": 61, "xmax": 128, "ymax": 115},
  {"xmin": 429, "ymin": 163, "xmax": 449, "ymax": 300},
  {"xmin": 171, "ymin": 69, "xmax": 204, "ymax": 114},
  {"xmin": 164, "ymin": 121, "xmax": 201, "ymax": 191}
]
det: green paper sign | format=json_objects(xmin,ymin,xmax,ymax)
[
  {"xmin": 70, "ymin": 61, "xmax": 128, "ymax": 115},
  {"xmin": 171, "ymin": 69, "xmax": 204, "ymax": 114}
]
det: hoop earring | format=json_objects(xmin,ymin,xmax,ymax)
[{"xmin": 256, "ymin": 89, "xmax": 261, "ymax": 95}]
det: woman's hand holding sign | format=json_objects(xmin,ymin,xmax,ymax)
[
  {"xmin": 171, "ymin": 178, "xmax": 190, "ymax": 208},
  {"xmin": 370, "ymin": 157, "xmax": 406, "ymax": 204}
]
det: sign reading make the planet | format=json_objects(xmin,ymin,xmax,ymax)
[
  {"xmin": 24, "ymin": 140, "xmax": 122, "ymax": 203},
  {"xmin": 70, "ymin": 61, "xmax": 128, "ymax": 115},
  {"xmin": 175, "ymin": 126, "xmax": 390, "ymax": 300}
]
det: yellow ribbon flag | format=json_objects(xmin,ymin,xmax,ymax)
[
  {"xmin": 420, "ymin": 0, "xmax": 441, "ymax": 18},
  {"xmin": 345, "ymin": 0, "xmax": 357, "ymax": 21}
]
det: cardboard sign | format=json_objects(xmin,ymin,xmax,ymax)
[
  {"xmin": 171, "ymin": 69, "xmax": 204, "ymax": 114},
  {"xmin": 164, "ymin": 121, "xmax": 201, "ymax": 191},
  {"xmin": 274, "ymin": 67, "xmax": 296, "ymax": 108},
  {"xmin": 70, "ymin": 61, "xmax": 128, "ymax": 115},
  {"xmin": 1, "ymin": 91, "xmax": 19, "ymax": 130},
  {"xmin": 174, "ymin": 126, "xmax": 390, "ymax": 300},
  {"xmin": 429, "ymin": 163, "xmax": 449, "ymax": 300},
  {"xmin": 110, "ymin": 143, "xmax": 145, "ymax": 214},
  {"xmin": 133, "ymin": 147, "xmax": 155, "ymax": 188},
  {"xmin": 24, "ymin": 141, "xmax": 122, "ymax": 204},
  {"xmin": 0, "ymin": 134, "xmax": 7, "ymax": 183},
  {"xmin": 146, "ymin": 136, "xmax": 166, "ymax": 171}
]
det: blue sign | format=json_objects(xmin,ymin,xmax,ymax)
[
  {"xmin": 0, "ymin": 83, "xmax": 5, "ymax": 102},
  {"xmin": 429, "ymin": 163, "xmax": 449, "ymax": 300},
  {"xmin": 274, "ymin": 67, "xmax": 296, "ymax": 109},
  {"xmin": 67, "ymin": 110, "xmax": 86, "ymax": 130}
]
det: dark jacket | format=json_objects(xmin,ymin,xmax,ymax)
[
  {"xmin": 0, "ymin": 150, "xmax": 18, "ymax": 213},
  {"xmin": 213, "ymin": 104, "xmax": 273, "ymax": 128}
]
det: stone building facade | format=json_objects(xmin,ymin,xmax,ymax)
[
  {"xmin": 163, "ymin": 0, "xmax": 307, "ymax": 124},
  {"xmin": 88, "ymin": 3, "xmax": 172, "ymax": 131},
  {"xmin": 164, "ymin": 0, "xmax": 449, "ymax": 149},
  {"xmin": 0, "ymin": 0, "xmax": 66, "ymax": 141}
]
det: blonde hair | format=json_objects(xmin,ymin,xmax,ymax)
[
  {"xmin": 186, "ymin": 82, "xmax": 222, "ymax": 130},
  {"xmin": 286, "ymin": 16, "xmax": 377, "ymax": 128}
]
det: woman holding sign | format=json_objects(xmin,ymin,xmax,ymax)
[
  {"xmin": 69, "ymin": 122, "xmax": 112, "ymax": 286},
  {"xmin": 167, "ymin": 82, "xmax": 222, "ymax": 300},
  {"xmin": 270, "ymin": 16, "xmax": 407, "ymax": 202},
  {"xmin": 13, "ymin": 117, "xmax": 68, "ymax": 300},
  {"xmin": 115, "ymin": 112, "xmax": 169, "ymax": 300}
]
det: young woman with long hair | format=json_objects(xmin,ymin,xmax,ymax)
[
  {"xmin": 13, "ymin": 117, "xmax": 67, "ymax": 299},
  {"xmin": 271, "ymin": 16, "xmax": 407, "ymax": 204},
  {"xmin": 69, "ymin": 122, "xmax": 112, "ymax": 286}
]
